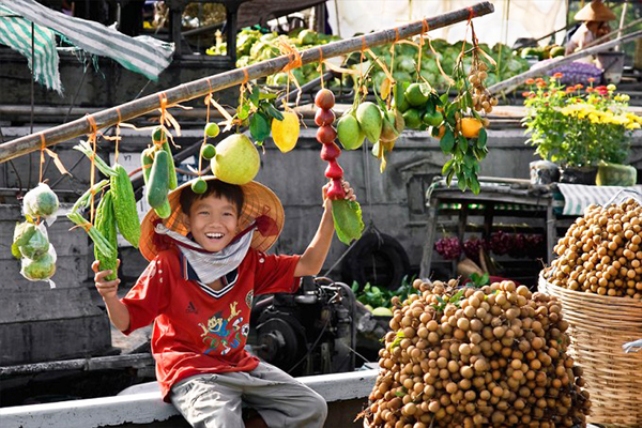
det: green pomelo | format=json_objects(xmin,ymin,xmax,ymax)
[
  {"xmin": 211, "ymin": 134, "xmax": 260, "ymax": 185},
  {"xmin": 355, "ymin": 102, "xmax": 383, "ymax": 144}
]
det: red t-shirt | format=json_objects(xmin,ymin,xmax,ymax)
[{"xmin": 121, "ymin": 247, "xmax": 301, "ymax": 401}]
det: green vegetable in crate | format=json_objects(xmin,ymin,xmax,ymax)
[
  {"xmin": 147, "ymin": 149, "xmax": 170, "ymax": 209},
  {"xmin": 94, "ymin": 190, "xmax": 118, "ymax": 281}
]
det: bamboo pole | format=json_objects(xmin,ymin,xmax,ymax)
[
  {"xmin": 0, "ymin": 2, "xmax": 494, "ymax": 164},
  {"xmin": 487, "ymin": 29, "xmax": 642, "ymax": 95}
]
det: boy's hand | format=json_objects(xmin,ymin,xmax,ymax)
[
  {"xmin": 322, "ymin": 180, "xmax": 357, "ymax": 208},
  {"xmin": 92, "ymin": 260, "xmax": 121, "ymax": 300}
]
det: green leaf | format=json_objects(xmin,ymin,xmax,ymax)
[
  {"xmin": 237, "ymin": 104, "xmax": 250, "ymax": 121},
  {"xmin": 477, "ymin": 128, "xmax": 488, "ymax": 149},
  {"xmin": 249, "ymin": 85, "xmax": 260, "ymax": 106},
  {"xmin": 440, "ymin": 129, "xmax": 455, "ymax": 153},
  {"xmin": 442, "ymin": 159, "xmax": 455, "ymax": 176},
  {"xmin": 261, "ymin": 101, "xmax": 284, "ymax": 121},
  {"xmin": 332, "ymin": 199, "xmax": 365, "ymax": 245}
]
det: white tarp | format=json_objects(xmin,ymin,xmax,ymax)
[{"xmin": 327, "ymin": 0, "xmax": 568, "ymax": 48}]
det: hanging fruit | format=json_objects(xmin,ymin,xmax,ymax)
[
  {"xmin": 271, "ymin": 111, "xmax": 300, "ymax": 153},
  {"xmin": 211, "ymin": 133, "xmax": 260, "ymax": 185},
  {"xmin": 314, "ymin": 88, "xmax": 364, "ymax": 244}
]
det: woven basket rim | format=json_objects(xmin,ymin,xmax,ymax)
[{"xmin": 538, "ymin": 272, "xmax": 642, "ymax": 309}]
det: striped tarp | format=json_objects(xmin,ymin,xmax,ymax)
[
  {"xmin": 0, "ymin": 5, "xmax": 61, "ymax": 93},
  {"xmin": 557, "ymin": 183, "xmax": 642, "ymax": 215},
  {"xmin": 0, "ymin": 0, "xmax": 172, "ymax": 81}
]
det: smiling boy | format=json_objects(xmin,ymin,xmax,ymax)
[{"xmin": 93, "ymin": 176, "xmax": 355, "ymax": 428}]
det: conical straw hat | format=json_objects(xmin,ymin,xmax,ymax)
[
  {"xmin": 139, "ymin": 176, "xmax": 284, "ymax": 262},
  {"xmin": 575, "ymin": 0, "xmax": 616, "ymax": 22}
]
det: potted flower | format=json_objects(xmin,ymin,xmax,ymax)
[{"xmin": 522, "ymin": 73, "xmax": 642, "ymax": 185}]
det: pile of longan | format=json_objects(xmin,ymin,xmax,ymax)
[
  {"xmin": 548, "ymin": 199, "xmax": 642, "ymax": 299},
  {"xmin": 361, "ymin": 279, "xmax": 590, "ymax": 428}
]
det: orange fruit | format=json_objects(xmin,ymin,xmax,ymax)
[{"xmin": 460, "ymin": 117, "xmax": 484, "ymax": 139}]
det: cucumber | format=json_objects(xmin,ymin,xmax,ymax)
[
  {"xmin": 147, "ymin": 150, "xmax": 169, "ymax": 209},
  {"xmin": 161, "ymin": 141, "xmax": 178, "ymax": 190}
]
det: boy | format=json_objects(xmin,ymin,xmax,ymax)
[{"xmin": 93, "ymin": 176, "xmax": 355, "ymax": 428}]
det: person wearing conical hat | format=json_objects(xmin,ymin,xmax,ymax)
[
  {"xmin": 565, "ymin": 0, "xmax": 617, "ymax": 55},
  {"xmin": 93, "ymin": 176, "xmax": 356, "ymax": 427}
]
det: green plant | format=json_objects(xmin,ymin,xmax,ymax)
[
  {"xmin": 522, "ymin": 75, "xmax": 642, "ymax": 168},
  {"xmin": 351, "ymin": 275, "xmax": 419, "ymax": 309}
]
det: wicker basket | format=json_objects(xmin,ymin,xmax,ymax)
[{"xmin": 538, "ymin": 274, "xmax": 642, "ymax": 427}]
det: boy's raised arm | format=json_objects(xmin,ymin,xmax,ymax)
[
  {"xmin": 93, "ymin": 260, "xmax": 131, "ymax": 332},
  {"xmin": 294, "ymin": 181, "xmax": 355, "ymax": 277}
]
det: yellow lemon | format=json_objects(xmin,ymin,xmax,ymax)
[
  {"xmin": 271, "ymin": 111, "xmax": 300, "ymax": 153},
  {"xmin": 211, "ymin": 134, "xmax": 260, "ymax": 185}
]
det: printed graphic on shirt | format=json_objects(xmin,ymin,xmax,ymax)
[
  {"xmin": 199, "ymin": 301, "xmax": 249, "ymax": 355},
  {"xmin": 245, "ymin": 290, "xmax": 254, "ymax": 309}
]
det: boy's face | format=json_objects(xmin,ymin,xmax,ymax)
[{"xmin": 183, "ymin": 194, "xmax": 240, "ymax": 253}]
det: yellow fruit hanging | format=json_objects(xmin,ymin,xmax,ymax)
[
  {"xmin": 460, "ymin": 117, "xmax": 484, "ymax": 139},
  {"xmin": 271, "ymin": 111, "xmax": 300, "ymax": 153}
]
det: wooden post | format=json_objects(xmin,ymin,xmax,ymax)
[
  {"xmin": 0, "ymin": 2, "xmax": 494, "ymax": 164},
  {"xmin": 487, "ymin": 29, "xmax": 642, "ymax": 95}
]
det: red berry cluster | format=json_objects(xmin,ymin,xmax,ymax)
[
  {"xmin": 314, "ymin": 89, "xmax": 345, "ymax": 200},
  {"xmin": 434, "ymin": 236, "xmax": 462, "ymax": 260}
]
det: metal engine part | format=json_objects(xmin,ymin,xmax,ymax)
[{"xmin": 252, "ymin": 277, "xmax": 357, "ymax": 376}]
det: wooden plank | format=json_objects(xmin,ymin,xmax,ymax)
[
  {"xmin": 0, "ymin": 1, "xmax": 495, "ymax": 164},
  {"xmin": 0, "ymin": 369, "xmax": 379, "ymax": 428}
]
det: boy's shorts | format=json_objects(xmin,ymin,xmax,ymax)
[{"xmin": 170, "ymin": 361, "xmax": 328, "ymax": 428}]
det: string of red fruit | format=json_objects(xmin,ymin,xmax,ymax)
[{"xmin": 314, "ymin": 89, "xmax": 345, "ymax": 199}]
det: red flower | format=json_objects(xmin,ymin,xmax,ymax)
[
  {"xmin": 587, "ymin": 77, "xmax": 596, "ymax": 83},
  {"xmin": 525, "ymin": 78, "xmax": 535, "ymax": 85},
  {"xmin": 553, "ymin": 72, "xmax": 564, "ymax": 79}
]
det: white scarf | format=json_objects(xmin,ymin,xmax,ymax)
[{"xmin": 154, "ymin": 223, "xmax": 253, "ymax": 285}]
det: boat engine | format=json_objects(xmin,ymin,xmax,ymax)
[{"xmin": 250, "ymin": 276, "xmax": 357, "ymax": 376}]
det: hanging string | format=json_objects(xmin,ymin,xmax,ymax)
[
  {"xmin": 38, "ymin": 133, "xmax": 46, "ymax": 184},
  {"xmin": 86, "ymin": 115, "xmax": 98, "ymax": 223},
  {"xmin": 318, "ymin": 47, "xmax": 325, "ymax": 90},
  {"xmin": 201, "ymin": 93, "xmax": 214, "ymax": 176}
]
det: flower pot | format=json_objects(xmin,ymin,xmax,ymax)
[
  {"xmin": 559, "ymin": 166, "xmax": 598, "ymax": 185},
  {"xmin": 596, "ymin": 162, "xmax": 637, "ymax": 186},
  {"xmin": 529, "ymin": 160, "xmax": 560, "ymax": 185}
]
